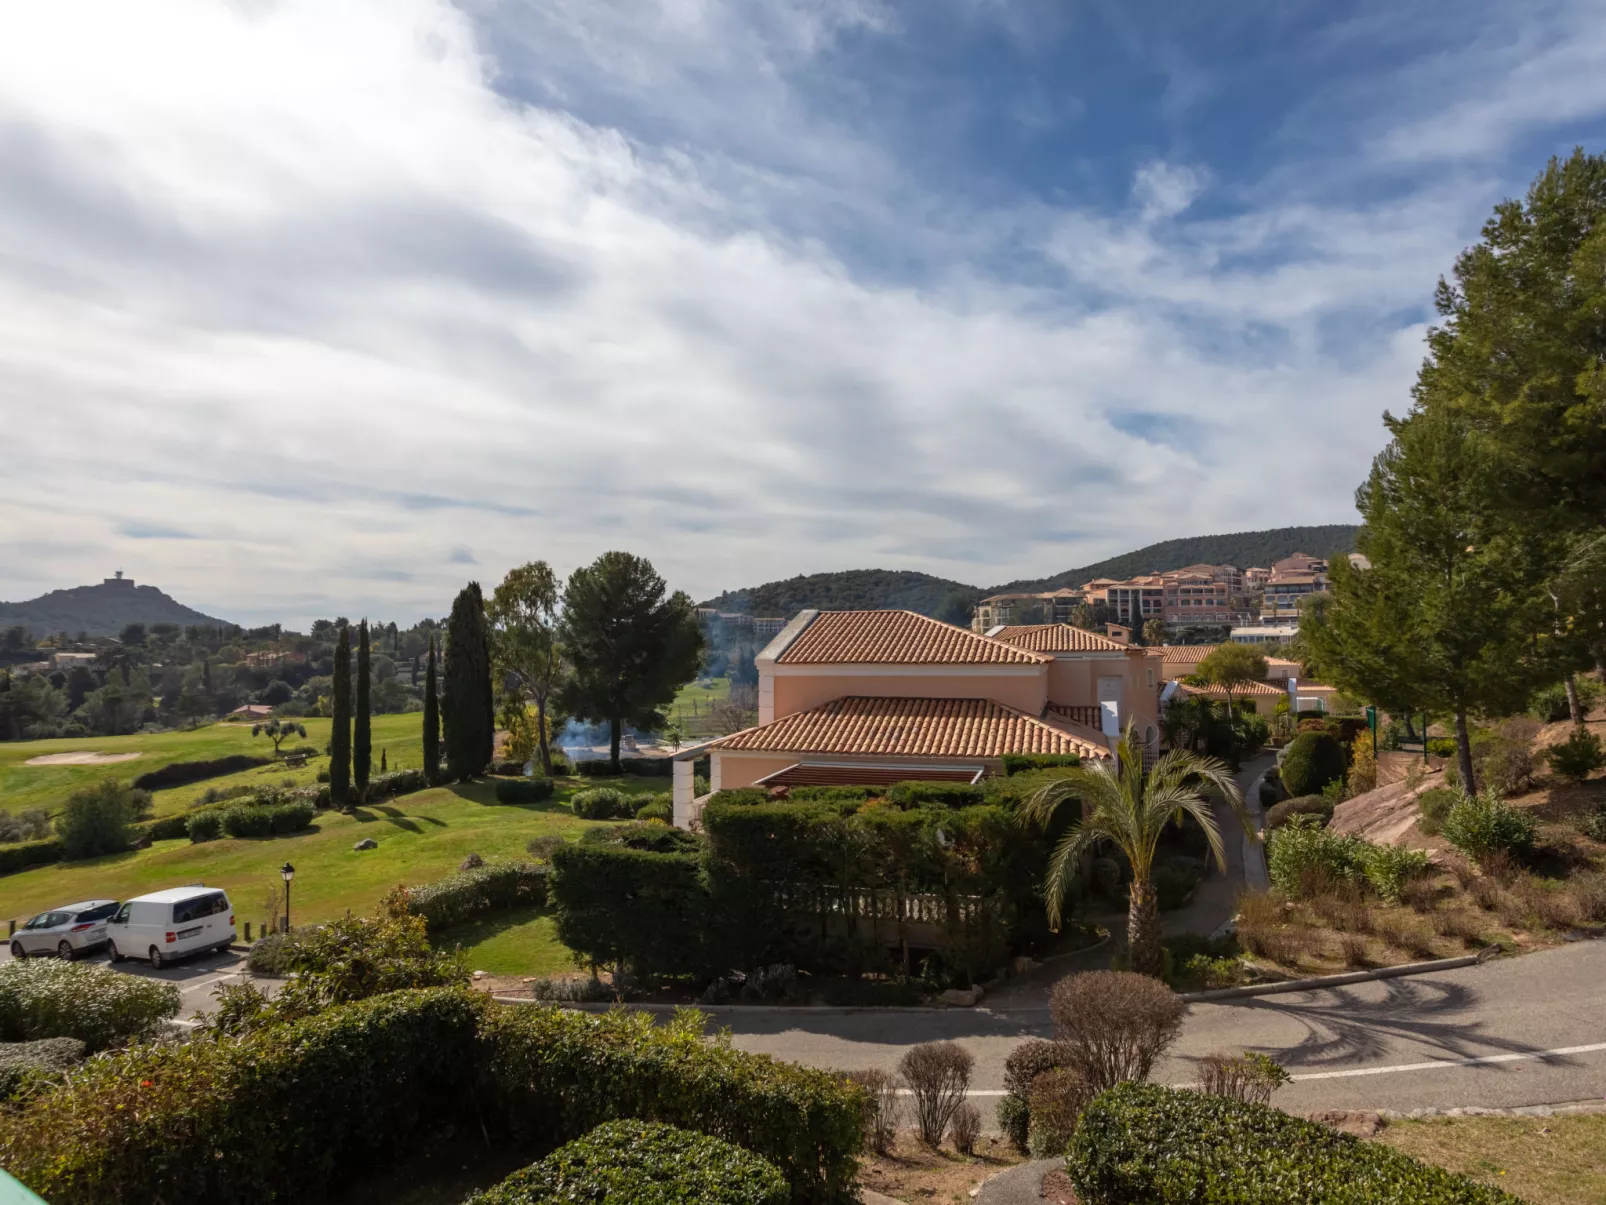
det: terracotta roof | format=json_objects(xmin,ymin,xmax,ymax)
[
  {"xmin": 776, "ymin": 611, "xmax": 1049, "ymax": 665},
  {"xmin": 709, "ymin": 696, "xmax": 1109, "ymax": 760},
  {"xmin": 991, "ymin": 624, "xmax": 1132, "ymax": 654},
  {"xmin": 1178, "ymin": 680, "xmax": 1289, "ymax": 698},
  {"xmin": 754, "ymin": 764, "xmax": 983, "ymax": 787},
  {"xmin": 1161, "ymin": 643, "xmax": 1221, "ymax": 667}
]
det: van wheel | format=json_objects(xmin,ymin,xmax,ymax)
[
  {"xmin": 107, "ymin": 940, "xmax": 124, "ymax": 964},
  {"xmin": 8, "ymin": 942, "xmax": 23, "ymax": 960},
  {"xmin": 57, "ymin": 941, "xmax": 74, "ymax": 961},
  {"xmin": 149, "ymin": 946, "xmax": 165, "ymax": 969}
]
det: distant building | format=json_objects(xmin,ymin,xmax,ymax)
[
  {"xmin": 103, "ymin": 570, "xmax": 135, "ymax": 588},
  {"xmin": 1259, "ymin": 553, "xmax": 1330, "ymax": 622},
  {"xmin": 751, "ymin": 617, "xmax": 787, "ymax": 638},
  {"xmin": 1230, "ymin": 624, "xmax": 1299, "ymax": 644},
  {"xmin": 51, "ymin": 651, "xmax": 96, "ymax": 671},
  {"xmin": 971, "ymin": 588, "xmax": 1084, "ymax": 631}
]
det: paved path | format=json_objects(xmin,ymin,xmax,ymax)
[{"xmin": 727, "ymin": 940, "xmax": 1606, "ymax": 1115}]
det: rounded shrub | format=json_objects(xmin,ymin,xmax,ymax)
[
  {"xmin": 1048, "ymin": 971, "xmax": 1184, "ymax": 1093},
  {"xmin": 1264, "ymin": 795, "xmax": 1333, "ymax": 832},
  {"xmin": 1266, "ymin": 817, "xmax": 1366, "ymax": 896},
  {"xmin": 187, "ymin": 810, "xmax": 224, "ymax": 843},
  {"xmin": 0, "ymin": 960, "xmax": 180, "ymax": 1050},
  {"xmin": 495, "ymin": 778, "xmax": 556, "ymax": 805},
  {"xmin": 635, "ymin": 801, "xmax": 672, "ymax": 823},
  {"xmin": 269, "ymin": 802, "xmax": 316, "ymax": 834},
  {"xmin": 1280, "ymin": 732, "xmax": 1346, "ymax": 798},
  {"xmin": 221, "ymin": 805, "xmax": 274, "ymax": 839},
  {"xmin": 1415, "ymin": 786, "xmax": 1458, "ymax": 835},
  {"xmin": 1442, "ymin": 788, "xmax": 1536, "ymax": 866},
  {"xmin": 571, "ymin": 787, "xmax": 632, "ymax": 820}
]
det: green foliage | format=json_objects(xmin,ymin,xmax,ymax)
[
  {"xmin": 1361, "ymin": 844, "xmax": 1432, "ymax": 904},
  {"xmin": 1279, "ymin": 732, "xmax": 1347, "ymax": 798},
  {"xmin": 467, "ymin": 1119, "xmax": 789, "ymax": 1205},
  {"xmin": 786, "ymin": 785, "xmax": 879, "ymax": 803},
  {"xmin": 700, "ymin": 568, "xmax": 976, "ymax": 618},
  {"xmin": 487, "ymin": 561, "xmax": 566, "ymax": 777},
  {"xmin": 245, "ymin": 933, "xmax": 295, "ymax": 976},
  {"xmin": 186, "ymin": 810, "xmax": 223, "ymax": 842},
  {"xmin": 706, "ymin": 787, "xmax": 770, "ymax": 806},
  {"xmin": 1547, "ymin": 725, "xmax": 1604, "ymax": 783},
  {"xmin": 355, "ymin": 619, "xmax": 372, "ymax": 795},
  {"xmin": 1442, "ymin": 788, "xmax": 1537, "ymax": 865},
  {"xmin": 635, "ymin": 799, "xmax": 672, "ymax": 823},
  {"xmin": 571, "ymin": 786, "xmax": 634, "ymax": 819},
  {"xmin": 422, "ymin": 635, "xmax": 440, "ymax": 784},
  {"xmin": 130, "ymin": 754, "xmax": 270, "ymax": 791},
  {"xmin": 0, "ymin": 1036, "xmax": 84, "ymax": 1104},
  {"xmin": 444, "ymin": 583, "xmax": 495, "ymax": 780},
  {"xmin": 1416, "ymin": 786, "xmax": 1458, "ymax": 835},
  {"xmin": 551, "ymin": 843, "xmax": 708, "ymax": 977},
  {"xmin": 331, "ymin": 623, "xmax": 352, "ymax": 804},
  {"xmin": 1427, "ymin": 737, "xmax": 1459, "ymax": 758},
  {"xmin": 885, "ymin": 780, "xmax": 985, "ymax": 809},
  {"xmin": 364, "ymin": 767, "xmax": 430, "ymax": 801},
  {"xmin": 385, "ymin": 861, "xmax": 549, "ymax": 933},
  {"xmin": 0, "ymin": 807, "xmax": 51, "ymax": 843},
  {"xmin": 1000, "ymin": 753, "xmax": 1083, "ymax": 776},
  {"xmin": 0, "ymin": 959, "xmax": 180, "ymax": 1050},
  {"xmin": 494, "ymin": 777, "xmax": 556, "ymax": 804},
  {"xmin": 1067, "ymin": 1083, "xmax": 1522, "ymax": 1204},
  {"xmin": 1266, "ymin": 817, "xmax": 1367, "ymax": 895},
  {"xmin": 996, "ymin": 1093, "xmax": 1030, "ymax": 1153},
  {"xmin": 0, "ymin": 837, "xmax": 64, "ymax": 875},
  {"xmin": 1532, "ymin": 677, "xmax": 1603, "ymax": 722},
  {"xmin": 54, "ymin": 779, "xmax": 147, "ymax": 859},
  {"xmin": 1264, "ymin": 795, "xmax": 1333, "ymax": 831}
]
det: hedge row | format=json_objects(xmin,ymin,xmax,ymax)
[
  {"xmin": 574, "ymin": 757, "xmax": 673, "ymax": 778},
  {"xmin": 551, "ymin": 843, "xmax": 707, "ymax": 978},
  {"xmin": 1067, "ymin": 1083, "xmax": 1521, "ymax": 1204},
  {"xmin": 0, "ymin": 1037, "xmax": 85, "ymax": 1104},
  {"xmin": 495, "ymin": 778, "xmax": 555, "ymax": 804},
  {"xmin": 394, "ymin": 862, "xmax": 549, "ymax": 933},
  {"xmin": 131, "ymin": 755, "xmax": 271, "ymax": 792},
  {"xmin": 0, "ymin": 959, "xmax": 181, "ymax": 1051},
  {"xmin": 468, "ymin": 1119, "xmax": 789, "ymax": 1205},
  {"xmin": 0, "ymin": 989, "xmax": 866, "ymax": 1205},
  {"xmin": 0, "ymin": 837, "xmax": 64, "ymax": 876},
  {"xmin": 1000, "ymin": 753, "xmax": 1083, "ymax": 776},
  {"xmin": 186, "ymin": 801, "xmax": 316, "ymax": 842}
]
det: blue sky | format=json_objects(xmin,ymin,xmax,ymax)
[{"xmin": 2, "ymin": 0, "xmax": 1604, "ymax": 626}]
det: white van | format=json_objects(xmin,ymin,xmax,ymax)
[{"xmin": 107, "ymin": 887, "xmax": 235, "ymax": 968}]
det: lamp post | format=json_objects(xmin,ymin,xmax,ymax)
[{"xmin": 281, "ymin": 862, "xmax": 295, "ymax": 934}]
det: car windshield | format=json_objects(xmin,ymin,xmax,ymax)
[
  {"xmin": 74, "ymin": 903, "xmax": 119, "ymax": 923},
  {"xmin": 172, "ymin": 892, "xmax": 229, "ymax": 923}
]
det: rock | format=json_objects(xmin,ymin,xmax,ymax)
[
  {"xmin": 1010, "ymin": 955, "xmax": 1040, "ymax": 974},
  {"xmin": 473, "ymin": 970, "xmax": 486, "ymax": 980},
  {"xmin": 129, "ymin": 831, "xmax": 153, "ymax": 850},
  {"xmin": 939, "ymin": 985, "xmax": 984, "ymax": 1007},
  {"xmin": 353, "ymin": 838, "xmax": 378, "ymax": 851},
  {"xmin": 459, "ymin": 852, "xmax": 485, "ymax": 871}
]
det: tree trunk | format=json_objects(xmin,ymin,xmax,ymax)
[
  {"xmin": 1565, "ymin": 675, "xmax": 1583, "ymax": 724},
  {"xmin": 609, "ymin": 715, "xmax": 622, "ymax": 771},
  {"xmin": 1454, "ymin": 708, "xmax": 1476, "ymax": 794},
  {"xmin": 1403, "ymin": 714, "xmax": 1419, "ymax": 742},
  {"xmin": 535, "ymin": 695, "xmax": 552, "ymax": 776},
  {"xmin": 1127, "ymin": 877, "xmax": 1162, "ymax": 977}
]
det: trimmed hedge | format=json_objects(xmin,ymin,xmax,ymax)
[
  {"xmin": 1264, "ymin": 795, "xmax": 1333, "ymax": 831},
  {"xmin": 0, "ymin": 837, "xmax": 63, "ymax": 876},
  {"xmin": 363, "ymin": 768, "xmax": 429, "ymax": 802},
  {"xmin": 571, "ymin": 787, "xmax": 635, "ymax": 820},
  {"xmin": 394, "ymin": 862, "xmax": 549, "ymax": 933},
  {"xmin": 635, "ymin": 800, "xmax": 672, "ymax": 823},
  {"xmin": 707, "ymin": 788, "xmax": 771, "ymax": 807},
  {"xmin": 1280, "ymin": 732, "xmax": 1346, "ymax": 798},
  {"xmin": 551, "ymin": 843, "xmax": 708, "ymax": 977},
  {"xmin": 572, "ymin": 756, "xmax": 673, "ymax": 778},
  {"xmin": 0, "ymin": 959, "xmax": 180, "ymax": 1051},
  {"xmin": 468, "ymin": 1119, "xmax": 789, "ymax": 1205},
  {"xmin": 1001, "ymin": 753, "xmax": 1082, "ymax": 776},
  {"xmin": 495, "ymin": 778, "xmax": 556, "ymax": 804},
  {"xmin": 1067, "ymin": 1082, "xmax": 1520, "ymax": 1204},
  {"xmin": 885, "ymin": 781, "xmax": 985, "ymax": 809},
  {"xmin": 131, "ymin": 755, "xmax": 270, "ymax": 792},
  {"xmin": 186, "ymin": 810, "xmax": 224, "ymax": 842}
]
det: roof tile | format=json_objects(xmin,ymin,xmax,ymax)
[
  {"xmin": 776, "ymin": 610, "xmax": 1048, "ymax": 665},
  {"xmin": 991, "ymin": 624, "xmax": 1132, "ymax": 653}
]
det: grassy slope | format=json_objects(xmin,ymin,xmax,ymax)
[
  {"xmin": 1377, "ymin": 1113, "xmax": 1606, "ymax": 1205},
  {"xmin": 0, "ymin": 714, "xmax": 424, "ymax": 818}
]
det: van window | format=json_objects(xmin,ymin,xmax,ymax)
[
  {"xmin": 173, "ymin": 892, "xmax": 229, "ymax": 924},
  {"xmin": 112, "ymin": 904, "xmax": 131, "ymax": 924}
]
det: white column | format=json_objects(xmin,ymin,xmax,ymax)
[
  {"xmin": 672, "ymin": 759, "xmax": 694, "ymax": 829},
  {"xmin": 709, "ymin": 752, "xmax": 723, "ymax": 793}
]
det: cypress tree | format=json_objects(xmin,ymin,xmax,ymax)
[
  {"xmin": 443, "ymin": 582, "xmax": 493, "ymax": 781},
  {"xmin": 423, "ymin": 636, "xmax": 440, "ymax": 784},
  {"xmin": 354, "ymin": 619, "xmax": 372, "ymax": 799},
  {"xmin": 330, "ymin": 624, "xmax": 352, "ymax": 806}
]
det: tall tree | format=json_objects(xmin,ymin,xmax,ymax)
[
  {"xmin": 329, "ymin": 624, "xmax": 352, "ymax": 806},
  {"xmin": 354, "ymin": 619, "xmax": 372, "ymax": 798},
  {"xmin": 560, "ymin": 551, "xmax": 705, "ymax": 771},
  {"xmin": 422, "ymin": 636, "xmax": 441, "ymax": 784},
  {"xmin": 443, "ymin": 582, "xmax": 494, "ymax": 781},
  {"xmin": 487, "ymin": 561, "xmax": 566, "ymax": 776},
  {"xmin": 1197, "ymin": 643, "xmax": 1268, "ymax": 720}
]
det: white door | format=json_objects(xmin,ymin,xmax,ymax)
[{"xmin": 1097, "ymin": 676, "xmax": 1122, "ymax": 738}]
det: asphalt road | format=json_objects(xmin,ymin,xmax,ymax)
[
  {"xmin": 0, "ymin": 942, "xmax": 249, "ymax": 1020},
  {"xmin": 724, "ymin": 940, "xmax": 1606, "ymax": 1114}
]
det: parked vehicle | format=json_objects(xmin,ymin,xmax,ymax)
[
  {"xmin": 10, "ymin": 899, "xmax": 119, "ymax": 960},
  {"xmin": 106, "ymin": 888, "xmax": 235, "ymax": 969}
]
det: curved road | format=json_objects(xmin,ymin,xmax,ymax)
[{"xmin": 726, "ymin": 940, "xmax": 1606, "ymax": 1114}]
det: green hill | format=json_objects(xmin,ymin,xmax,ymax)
[
  {"xmin": 0, "ymin": 577, "xmax": 231, "ymax": 639},
  {"xmin": 700, "ymin": 569, "xmax": 975, "ymax": 619}
]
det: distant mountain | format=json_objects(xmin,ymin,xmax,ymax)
[
  {"xmin": 701, "ymin": 525, "xmax": 1360, "ymax": 618},
  {"xmin": 0, "ymin": 575, "xmax": 231, "ymax": 638},
  {"xmin": 700, "ymin": 569, "xmax": 975, "ymax": 619},
  {"xmin": 990, "ymin": 524, "xmax": 1362, "ymax": 594}
]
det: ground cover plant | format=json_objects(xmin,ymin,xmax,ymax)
[{"xmin": 0, "ymin": 959, "xmax": 180, "ymax": 1050}]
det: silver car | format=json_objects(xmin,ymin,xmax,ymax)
[{"xmin": 10, "ymin": 899, "xmax": 119, "ymax": 960}]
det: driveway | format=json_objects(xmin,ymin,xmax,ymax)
[{"xmin": 0, "ymin": 942, "xmax": 249, "ymax": 1021}]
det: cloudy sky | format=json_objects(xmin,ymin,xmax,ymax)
[{"xmin": 3, "ymin": 1, "xmax": 1605, "ymax": 627}]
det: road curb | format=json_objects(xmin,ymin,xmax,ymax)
[{"xmin": 1180, "ymin": 947, "xmax": 1499, "ymax": 1003}]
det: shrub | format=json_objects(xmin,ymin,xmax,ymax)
[
  {"xmin": 0, "ymin": 1036, "xmax": 85, "ymax": 1103},
  {"xmin": 1258, "ymin": 781, "xmax": 1279, "ymax": 807},
  {"xmin": 268, "ymin": 801, "xmax": 315, "ymax": 834},
  {"xmin": 1427, "ymin": 737, "xmax": 1458, "ymax": 759},
  {"xmin": 1067, "ymin": 1083, "xmax": 1523, "ymax": 1204},
  {"xmin": 467, "ymin": 1119, "xmax": 789, "ymax": 1205},
  {"xmin": 570, "ymin": 787, "xmax": 634, "ymax": 820},
  {"xmin": 899, "ymin": 1041, "xmax": 973, "ymax": 1148},
  {"xmin": 525, "ymin": 834, "xmax": 565, "ymax": 861},
  {"xmin": 1416, "ymin": 786, "xmax": 1458, "ymax": 835},
  {"xmin": 846, "ymin": 1068, "xmax": 900, "ymax": 1154},
  {"xmin": 1280, "ymin": 732, "xmax": 1346, "ymax": 798},
  {"xmin": 364, "ymin": 768, "xmax": 430, "ymax": 801},
  {"xmin": 1091, "ymin": 856, "xmax": 1122, "ymax": 896},
  {"xmin": 787, "ymin": 785, "xmax": 878, "ymax": 804},
  {"xmin": 573, "ymin": 759, "xmax": 622, "ymax": 777},
  {"xmin": 1004, "ymin": 1038, "xmax": 1070, "ymax": 1097},
  {"xmin": 1264, "ymin": 794, "xmax": 1334, "ymax": 832},
  {"xmin": 220, "ymin": 804, "xmax": 273, "ymax": 838},
  {"xmin": 1266, "ymin": 817, "xmax": 1366, "ymax": 896},
  {"xmin": 54, "ymin": 780, "xmax": 144, "ymax": 860},
  {"xmin": 997, "ymin": 1093, "xmax": 1030, "ymax": 1152},
  {"xmin": 886, "ymin": 781, "xmax": 985, "ymax": 809},
  {"xmin": 1361, "ymin": 844, "xmax": 1432, "ymax": 904},
  {"xmin": 1153, "ymin": 864, "xmax": 1199, "ymax": 911},
  {"xmin": 0, "ymin": 808, "xmax": 51, "ymax": 843},
  {"xmin": 495, "ymin": 777, "xmax": 556, "ymax": 804},
  {"xmin": 706, "ymin": 788, "xmax": 771, "ymax": 807},
  {"xmin": 186, "ymin": 810, "xmax": 224, "ymax": 842},
  {"xmin": 0, "ymin": 837, "xmax": 64, "ymax": 875},
  {"xmin": 490, "ymin": 759, "xmax": 526, "ymax": 777},
  {"xmin": 0, "ymin": 960, "xmax": 180, "ymax": 1050},
  {"xmin": 1471, "ymin": 719, "xmax": 1540, "ymax": 796},
  {"xmin": 949, "ymin": 1101, "xmax": 981, "ymax": 1155},
  {"xmin": 551, "ymin": 842, "xmax": 708, "ymax": 979},
  {"xmin": 1049, "ymin": 971, "xmax": 1184, "ymax": 1092},
  {"xmin": 1547, "ymin": 726, "xmax": 1604, "ymax": 784},
  {"xmin": 1582, "ymin": 805, "xmax": 1606, "ymax": 842},
  {"xmin": 1531, "ymin": 676, "xmax": 1603, "ymax": 722},
  {"xmin": 1027, "ymin": 1067, "xmax": 1094, "ymax": 1157},
  {"xmin": 385, "ymin": 861, "xmax": 549, "ymax": 933},
  {"xmin": 1443, "ymin": 789, "xmax": 1537, "ymax": 866},
  {"xmin": 246, "ymin": 932, "xmax": 295, "ymax": 976},
  {"xmin": 1339, "ymin": 933, "xmax": 1369, "ymax": 967},
  {"xmin": 1197, "ymin": 1051, "xmax": 1290, "ymax": 1106},
  {"xmin": 131, "ymin": 754, "xmax": 270, "ymax": 791},
  {"xmin": 1001, "ymin": 753, "xmax": 1082, "ymax": 775},
  {"xmin": 1570, "ymin": 871, "xmax": 1606, "ymax": 922},
  {"xmin": 635, "ymin": 800, "xmax": 672, "ymax": 823}
]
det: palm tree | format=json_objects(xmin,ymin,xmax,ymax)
[{"xmin": 1021, "ymin": 722, "xmax": 1248, "ymax": 976}]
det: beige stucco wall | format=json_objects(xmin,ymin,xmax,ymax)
[
  {"xmin": 1045, "ymin": 653, "xmax": 1161, "ymax": 737},
  {"xmin": 712, "ymin": 752, "xmax": 802, "ymax": 790},
  {"xmin": 768, "ymin": 665, "xmax": 1048, "ymax": 721}
]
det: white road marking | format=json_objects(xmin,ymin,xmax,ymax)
[
  {"xmin": 176, "ymin": 971, "xmax": 240, "ymax": 996},
  {"xmin": 1289, "ymin": 1042, "xmax": 1606, "ymax": 1082}
]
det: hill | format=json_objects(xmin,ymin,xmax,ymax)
[
  {"xmin": 701, "ymin": 525, "xmax": 1360, "ymax": 617},
  {"xmin": 700, "ymin": 569, "xmax": 975, "ymax": 619},
  {"xmin": 0, "ymin": 576, "xmax": 231, "ymax": 638}
]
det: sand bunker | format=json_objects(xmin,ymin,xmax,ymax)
[{"xmin": 24, "ymin": 751, "xmax": 144, "ymax": 766}]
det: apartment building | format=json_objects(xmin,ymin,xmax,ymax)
[{"xmin": 971, "ymin": 587, "xmax": 1084, "ymax": 631}]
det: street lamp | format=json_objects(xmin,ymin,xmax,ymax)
[{"xmin": 281, "ymin": 863, "xmax": 295, "ymax": 934}]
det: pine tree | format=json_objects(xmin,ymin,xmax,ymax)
[
  {"xmin": 423, "ymin": 636, "xmax": 440, "ymax": 784},
  {"xmin": 354, "ymin": 619, "xmax": 372, "ymax": 799},
  {"xmin": 330, "ymin": 624, "xmax": 352, "ymax": 806},
  {"xmin": 443, "ymin": 583, "xmax": 493, "ymax": 781},
  {"xmin": 380, "ymin": 748, "xmax": 388, "ymax": 774}
]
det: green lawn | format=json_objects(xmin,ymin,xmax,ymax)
[
  {"xmin": 0, "ymin": 714, "xmax": 425, "ymax": 818},
  {"xmin": 669, "ymin": 676, "xmax": 731, "ymax": 738}
]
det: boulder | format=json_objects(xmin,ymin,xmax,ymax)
[
  {"xmin": 459, "ymin": 852, "xmax": 485, "ymax": 871},
  {"xmin": 353, "ymin": 837, "xmax": 378, "ymax": 851},
  {"xmin": 939, "ymin": 985, "xmax": 985, "ymax": 1007}
]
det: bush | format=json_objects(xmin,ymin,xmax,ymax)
[
  {"xmin": 1049, "ymin": 971, "xmax": 1185, "ymax": 1093},
  {"xmin": 131, "ymin": 754, "xmax": 270, "ymax": 791},
  {"xmin": 551, "ymin": 842, "xmax": 708, "ymax": 979},
  {"xmin": 142, "ymin": 812, "xmax": 191, "ymax": 842},
  {"xmin": 1258, "ymin": 781, "xmax": 1280, "ymax": 807},
  {"xmin": 495, "ymin": 777, "xmax": 556, "ymax": 804},
  {"xmin": 0, "ymin": 960, "xmax": 180, "ymax": 1050},
  {"xmin": 1153, "ymin": 864, "xmax": 1199, "ymax": 911},
  {"xmin": 706, "ymin": 788, "xmax": 770, "ymax": 807},
  {"xmin": 467, "ymin": 1119, "xmax": 789, "ymax": 1205},
  {"xmin": 787, "ymin": 785, "xmax": 878, "ymax": 804},
  {"xmin": 1197, "ymin": 1051, "xmax": 1290, "ymax": 1105},
  {"xmin": 949, "ymin": 1101, "xmax": 981, "ymax": 1155},
  {"xmin": 635, "ymin": 800, "xmax": 672, "ymax": 823},
  {"xmin": 1279, "ymin": 732, "xmax": 1346, "ymax": 798},
  {"xmin": 1005, "ymin": 1038, "xmax": 1070, "ymax": 1097},
  {"xmin": 846, "ymin": 1068, "xmax": 901, "ymax": 1154},
  {"xmin": 1264, "ymin": 794, "xmax": 1333, "ymax": 832},
  {"xmin": 1416, "ymin": 786, "xmax": 1458, "ymax": 835},
  {"xmin": 0, "ymin": 837, "xmax": 64, "ymax": 875},
  {"xmin": 268, "ymin": 801, "xmax": 315, "ymax": 834},
  {"xmin": 1361, "ymin": 844, "xmax": 1431, "ymax": 904},
  {"xmin": 1001, "ymin": 753, "xmax": 1082, "ymax": 775},
  {"xmin": 1443, "ymin": 788, "xmax": 1537, "ymax": 866},
  {"xmin": 997, "ymin": 1093, "xmax": 1030, "ymax": 1153},
  {"xmin": 1026, "ymin": 1067, "xmax": 1093, "ymax": 1157},
  {"xmin": 54, "ymin": 780, "xmax": 147, "ymax": 860},
  {"xmin": 1067, "ymin": 1083, "xmax": 1523, "ymax": 1204},
  {"xmin": 1531, "ymin": 677, "xmax": 1603, "ymax": 722},
  {"xmin": 490, "ymin": 760, "xmax": 526, "ymax": 776},
  {"xmin": 0, "ymin": 1036, "xmax": 85, "ymax": 1103},
  {"xmin": 220, "ymin": 804, "xmax": 273, "ymax": 838},
  {"xmin": 0, "ymin": 808, "xmax": 50, "ymax": 843},
  {"xmin": 1266, "ymin": 817, "xmax": 1366, "ymax": 896},
  {"xmin": 1427, "ymin": 737, "xmax": 1458, "ymax": 759},
  {"xmin": 570, "ymin": 787, "xmax": 634, "ymax": 820},
  {"xmin": 385, "ymin": 862, "xmax": 549, "ymax": 933},
  {"xmin": 186, "ymin": 810, "xmax": 224, "ymax": 842},
  {"xmin": 365, "ymin": 768, "xmax": 429, "ymax": 801},
  {"xmin": 899, "ymin": 1041, "xmax": 973, "ymax": 1148},
  {"xmin": 246, "ymin": 933, "xmax": 295, "ymax": 976},
  {"xmin": 573, "ymin": 759, "xmax": 622, "ymax": 777},
  {"xmin": 886, "ymin": 781, "xmax": 985, "ymax": 809},
  {"xmin": 1547, "ymin": 726, "xmax": 1604, "ymax": 784}
]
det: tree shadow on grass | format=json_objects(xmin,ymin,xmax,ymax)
[{"xmin": 349, "ymin": 806, "xmax": 422, "ymax": 833}]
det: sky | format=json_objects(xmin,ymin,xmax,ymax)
[{"xmin": 3, "ymin": 1, "xmax": 1605, "ymax": 628}]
